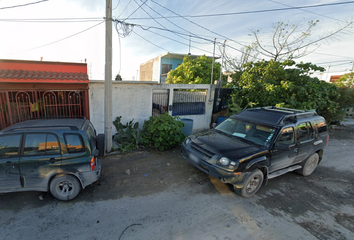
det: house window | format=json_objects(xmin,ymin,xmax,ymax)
[{"xmin": 161, "ymin": 64, "xmax": 172, "ymax": 75}]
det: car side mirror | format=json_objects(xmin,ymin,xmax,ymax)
[{"xmin": 275, "ymin": 143, "xmax": 291, "ymax": 150}]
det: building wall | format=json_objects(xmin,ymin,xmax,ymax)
[
  {"xmin": 161, "ymin": 57, "xmax": 183, "ymax": 72},
  {"xmin": 89, "ymin": 81, "xmax": 215, "ymax": 135},
  {"xmin": 139, "ymin": 56, "xmax": 160, "ymax": 82}
]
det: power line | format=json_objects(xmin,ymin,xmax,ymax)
[
  {"xmin": 127, "ymin": 1, "xmax": 354, "ymax": 20},
  {"xmin": 268, "ymin": 0, "xmax": 346, "ymax": 23},
  {"xmin": 0, "ymin": 0, "xmax": 49, "ymax": 10},
  {"xmin": 9, "ymin": 20, "xmax": 104, "ymax": 55},
  {"xmin": 138, "ymin": 0, "xmax": 202, "ymax": 44},
  {"xmin": 149, "ymin": 0, "xmax": 247, "ymax": 50},
  {"xmin": 145, "ymin": 29, "xmax": 216, "ymax": 56},
  {"xmin": 123, "ymin": 0, "xmax": 147, "ymax": 21},
  {"xmin": 0, "ymin": 17, "xmax": 104, "ymax": 23},
  {"xmin": 133, "ymin": 30, "xmax": 171, "ymax": 52}
]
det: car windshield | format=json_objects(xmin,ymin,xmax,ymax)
[{"xmin": 215, "ymin": 118, "xmax": 276, "ymax": 146}]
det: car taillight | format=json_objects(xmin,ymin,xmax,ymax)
[{"xmin": 90, "ymin": 156, "xmax": 96, "ymax": 171}]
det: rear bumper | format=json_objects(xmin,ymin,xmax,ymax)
[{"xmin": 79, "ymin": 158, "xmax": 102, "ymax": 189}]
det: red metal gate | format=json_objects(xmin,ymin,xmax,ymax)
[{"xmin": 0, "ymin": 90, "xmax": 88, "ymax": 130}]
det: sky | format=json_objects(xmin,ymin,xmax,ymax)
[{"xmin": 0, "ymin": 0, "xmax": 353, "ymax": 80}]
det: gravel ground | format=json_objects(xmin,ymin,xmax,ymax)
[{"xmin": 0, "ymin": 120, "xmax": 353, "ymax": 239}]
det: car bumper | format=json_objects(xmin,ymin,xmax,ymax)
[
  {"xmin": 181, "ymin": 144, "xmax": 249, "ymax": 187},
  {"xmin": 79, "ymin": 157, "xmax": 102, "ymax": 189}
]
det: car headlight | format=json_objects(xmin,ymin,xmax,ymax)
[
  {"xmin": 219, "ymin": 157, "xmax": 230, "ymax": 166},
  {"xmin": 184, "ymin": 137, "xmax": 191, "ymax": 145}
]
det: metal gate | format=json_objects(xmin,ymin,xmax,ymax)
[
  {"xmin": 0, "ymin": 90, "xmax": 87, "ymax": 130},
  {"xmin": 152, "ymin": 90, "xmax": 169, "ymax": 117}
]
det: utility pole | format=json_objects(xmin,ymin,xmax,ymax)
[
  {"xmin": 104, "ymin": 0, "xmax": 113, "ymax": 153},
  {"xmin": 209, "ymin": 38, "xmax": 216, "ymax": 101}
]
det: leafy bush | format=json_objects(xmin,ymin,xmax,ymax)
[
  {"xmin": 227, "ymin": 60, "xmax": 342, "ymax": 123},
  {"xmin": 141, "ymin": 113, "xmax": 185, "ymax": 151},
  {"xmin": 113, "ymin": 116, "xmax": 141, "ymax": 153}
]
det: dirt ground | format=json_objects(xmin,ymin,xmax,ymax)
[{"xmin": 1, "ymin": 120, "xmax": 354, "ymax": 239}]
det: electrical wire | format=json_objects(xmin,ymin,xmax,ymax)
[
  {"xmin": 137, "ymin": 0, "xmax": 204, "ymax": 45},
  {"xmin": 116, "ymin": 0, "xmax": 132, "ymax": 18},
  {"xmin": 127, "ymin": 1, "xmax": 354, "ymax": 20},
  {"xmin": 0, "ymin": 0, "xmax": 49, "ymax": 10},
  {"xmin": 133, "ymin": 30, "xmax": 172, "ymax": 52},
  {"xmin": 123, "ymin": 0, "xmax": 147, "ymax": 21},
  {"xmin": 0, "ymin": 17, "xmax": 104, "ymax": 23},
  {"xmin": 145, "ymin": 29, "xmax": 217, "ymax": 56},
  {"xmin": 9, "ymin": 20, "xmax": 104, "ymax": 55},
  {"xmin": 149, "ymin": 0, "xmax": 247, "ymax": 50},
  {"xmin": 268, "ymin": 0, "xmax": 346, "ymax": 23},
  {"xmin": 113, "ymin": 0, "xmax": 120, "ymax": 11}
]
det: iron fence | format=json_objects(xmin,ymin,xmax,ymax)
[{"xmin": 0, "ymin": 90, "xmax": 86, "ymax": 130}]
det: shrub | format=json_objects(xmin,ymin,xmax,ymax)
[
  {"xmin": 113, "ymin": 116, "xmax": 141, "ymax": 153},
  {"xmin": 141, "ymin": 113, "xmax": 185, "ymax": 151}
]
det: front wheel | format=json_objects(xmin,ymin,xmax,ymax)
[
  {"xmin": 50, "ymin": 175, "xmax": 81, "ymax": 201},
  {"xmin": 296, "ymin": 153, "xmax": 319, "ymax": 176},
  {"xmin": 234, "ymin": 169, "xmax": 264, "ymax": 198}
]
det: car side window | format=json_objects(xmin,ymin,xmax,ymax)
[
  {"xmin": 24, "ymin": 133, "xmax": 60, "ymax": 156},
  {"xmin": 277, "ymin": 127, "xmax": 294, "ymax": 145},
  {"xmin": 297, "ymin": 122, "xmax": 314, "ymax": 143},
  {"xmin": 64, "ymin": 134, "xmax": 85, "ymax": 153},
  {"xmin": 0, "ymin": 134, "xmax": 22, "ymax": 159}
]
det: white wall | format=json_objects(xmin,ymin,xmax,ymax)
[{"xmin": 89, "ymin": 81, "xmax": 215, "ymax": 135}]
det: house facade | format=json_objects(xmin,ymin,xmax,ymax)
[
  {"xmin": 139, "ymin": 52, "xmax": 219, "ymax": 84},
  {"xmin": 0, "ymin": 59, "xmax": 90, "ymax": 130}
]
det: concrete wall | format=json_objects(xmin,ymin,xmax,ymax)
[{"xmin": 89, "ymin": 81, "xmax": 216, "ymax": 135}]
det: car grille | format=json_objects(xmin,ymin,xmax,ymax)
[{"xmin": 191, "ymin": 142, "xmax": 214, "ymax": 158}]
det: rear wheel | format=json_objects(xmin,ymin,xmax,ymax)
[
  {"xmin": 50, "ymin": 175, "xmax": 81, "ymax": 201},
  {"xmin": 234, "ymin": 169, "xmax": 263, "ymax": 198},
  {"xmin": 296, "ymin": 153, "xmax": 319, "ymax": 176},
  {"xmin": 97, "ymin": 134, "xmax": 105, "ymax": 157}
]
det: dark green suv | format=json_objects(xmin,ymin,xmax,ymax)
[
  {"xmin": 0, "ymin": 119, "xmax": 103, "ymax": 201},
  {"xmin": 181, "ymin": 107, "xmax": 329, "ymax": 197}
]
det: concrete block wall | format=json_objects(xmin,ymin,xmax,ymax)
[{"xmin": 89, "ymin": 81, "xmax": 216, "ymax": 135}]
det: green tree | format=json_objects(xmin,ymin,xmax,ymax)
[
  {"xmin": 166, "ymin": 55, "xmax": 221, "ymax": 84},
  {"xmin": 334, "ymin": 72, "xmax": 354, "ymax": 88},
  {"xmin": 228, "ymin": 60, "xmax": 341, "ymax": 123}
]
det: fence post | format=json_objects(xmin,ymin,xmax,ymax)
[{"xmin": 168, "ymin": 84, "xmax": 174, "ymax": 116}]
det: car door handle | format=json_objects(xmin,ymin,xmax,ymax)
[
  {"xmin": 6, "ymin": 161, "xmax": 14, "ymax": 166},
  {"xmin": 48, "ymin": 158, "xmax": 57, "ymax": 163}
]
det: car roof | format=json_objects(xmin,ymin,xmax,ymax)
[
  {"xmin": 0, "ymin": 118, "xmax": 87, "ymax": 133},
  {"xmin": 232, "ymin": 107, "xmax": 321, "ymax": 126}
]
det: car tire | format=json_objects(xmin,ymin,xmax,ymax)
[
  {"xmin": 50, "ymin": 175, "xmax": 81, "ymax": 201},
  {"xmin": 234, "ymin": 169, "xmax": 264, "ymax": 198},
  {"xmin": 296, "ymin": 153, "xmax": 319, "ymax": 176},
  {"xmin": 97, "ymin": 134, "xmax": 105, "ymax": 157}
]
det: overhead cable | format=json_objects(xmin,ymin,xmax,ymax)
[
  {"xmin": 9, "ymin": 21, "xmax": 104, "ymax": 55},
  {"xmin": 127, "ymin": 1, "xmax": 354, "ymax": 20},
  {"xmin": 0, "ymin": 0, "xmax": 49, "ymax": 10}
]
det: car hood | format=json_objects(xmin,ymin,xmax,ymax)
[{"xmin": 191, "ymin": 130, "xmax": 268, "ymax": 161}]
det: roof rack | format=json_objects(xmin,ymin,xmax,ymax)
[{"xmin": 257, "ymin": 106, "xmax": 317, "ymax": 124}]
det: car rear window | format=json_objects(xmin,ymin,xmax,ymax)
[
  {"xmin": 64, "ymin": 134, "xmax": 85, "ymax": 153},
  {"xmin": 85, "ymin": 122, "xmax": 97, "ymax": 151}
]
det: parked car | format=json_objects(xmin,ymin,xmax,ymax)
[
  {"xmin": 0, "ymin": 118, "xmax": 104, "ymax": 201},
  {"xmin": 181, "ymin": 107, "xmax": 329, "ymax": 197}
]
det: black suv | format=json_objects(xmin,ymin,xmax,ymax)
[
  {"xmin": 181, "ymin": 107, "xmax": 329, "ymax": 197},
  {"xmin": 0, "ymin": 119, "xmax": 103, "ymax": 201}
]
